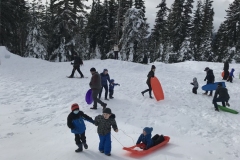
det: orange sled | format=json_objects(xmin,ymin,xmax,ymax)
[{"xmin": 123, "ymin": 136, "xmax": 170, "ymax": 155}]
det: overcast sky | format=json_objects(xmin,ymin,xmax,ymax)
[{"xmin": 84, "ymin": 0, "xmax": 234, "ymax": 31}]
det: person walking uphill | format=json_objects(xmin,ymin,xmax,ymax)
[
  {"xmin": 68, "ymin": 53, "xmax": 84, "ymax": 78},
  {"xmin": 67, "ymin": 103, "xmax": 95, "ymax": 152},
  {"xmin": 94, "ymin": 108, "xmax": 118, "ymax": 156},
  {"xmin": 99, "ymin": 69, "xmax": 111, "ymax": 100},
  {"xmin": 203, "ymin": 67, "xmax": 215, "ymax": 96},
  {"xmin": 212, "ymin": 83, "xmax": 230, "ymax": 111},
  {"xmin": 141, "ymin": 65, "xmax": 156, "ymax": 99},
  {"xmin": 89, "ymin": 68, "xmax": 107, "ymax": 110}
]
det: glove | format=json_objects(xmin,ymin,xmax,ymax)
[
  {"xmin": 204, "ymin": 79, "xmax": 206, "ymax": 81},
  {"xmin": 71, "ymin": 62, "xmax": 73, "ymax": 65}
]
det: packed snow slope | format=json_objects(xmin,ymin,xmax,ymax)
[{"xmin": 0, "ymin": 46, "xmax": 240, "ymax": 160}]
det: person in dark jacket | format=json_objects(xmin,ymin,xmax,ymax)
[
  {"xmin": 136, "ymin": 127, "xmax": 165, "ymax": 150},
  {"xmin": 203, "ymin": 67, "xmax": 215, "ymax": 96},
  {"xmin": 223, "ymin": 61, "xmax": 229, "ymax": 80},
  {"xmin": 109, "ymin": 79, "xmax": 120, "ymax": 99},
  {"xmin": 141, "ymin": 65, "xmax": 156, "ymax": 98},
  {"xmin": 227, "ymin": 68, "xmax": 235, "ymax": 83},
  {"xmin": 95, "ymin": 108, "xmax": 118, "ymax": 156},
  {"xmin": 99, "ymin": 69, "xmax": 111, "ymax": 100},
  {"xmin": 89, "ymin": 68, "xmax": 107, "ymax": 110},
  {"xmin": 190, "ymin": 77, "xmax": 199, "ymax": 94},
  {"xmin": 68, "ymin": 53, "xmax": 84, "ymax": 78},
  {"xmin": 67, "ymin": 103, "xmax": 94, "ymax": 152},
  {"xmin": 212, "ymin": 83, "xmax": 230, "ymax": 111}
]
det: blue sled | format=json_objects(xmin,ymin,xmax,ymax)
[{"xmin": 202, "ymin": 82, "xmax": 226, "ymax": 91}]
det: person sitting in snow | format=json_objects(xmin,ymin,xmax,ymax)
[
  {"xmin": 212, "ymin": 83, "xmax": 230, "ymax": 111},
  {"xmin": 67, "ymin": 103, "xmax": 95, "ymax": 152},
  {"xmin": 99, "ymin": 69, "xmax": 111, "ymax": 100},
  {"xmin": 227, "ymin": 68, "xmax": 235, "ymax": 83},
  {"xmin": 68, "ymin": 53, "xmax": 84, "ymax": 78},
  {"xmin": 141, "ymin": 65, "xmax": 156, "ymax": 99},
  {"xmin": 136, "ymin": 127, "xmax": 165, "ymax": 150},
  {"xmin": 94, "ymin": 108, "xmax": 118, "ymax": 156},
  {"xmin": 109, "ymin": 79, "xmax": 120, "ymax": 99},
  {"xmin": 190, "ymin": 77, "xmax": 199, "ymax": 94}
]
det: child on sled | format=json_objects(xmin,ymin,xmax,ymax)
[{"xmin": 136, "ymin": 127, "xmax": 164, "ymax": 150}]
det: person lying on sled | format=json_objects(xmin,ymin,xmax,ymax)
[{"xmin": 136, "ymin": 127, "xmax": 165, "ymax": 150}]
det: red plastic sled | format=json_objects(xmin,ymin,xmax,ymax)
[
  {"xmin": 221, "ymin": 71, "xmax": 224, "ymax": 78},
  {"xmin": 123, "ymin": 136, "xmax": 170, "ymax": 155},
  {"xmin": 150, "ymin": 77, "xmax": 164, "ymax": 101}
]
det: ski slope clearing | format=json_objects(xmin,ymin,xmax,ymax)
[{"xmin": 0, "ymin": 46, "xmax": 240, "ymax": 160}]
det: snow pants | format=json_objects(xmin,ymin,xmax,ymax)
[{"xmin": 98, "ymin": 133, "xmax": 111, "ymax": 155}]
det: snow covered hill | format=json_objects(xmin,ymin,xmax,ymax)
[{"xmin": 0, "ymin": 46, "xmax": 240, "ymax": 160}]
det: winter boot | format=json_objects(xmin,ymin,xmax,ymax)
[
  {"xmin": 226, "ymin": 102, "xmax": 230, "ymax": 107},
  {"xmin": 75, "ymin": 143, "xmax": 83, "ymax": 152},
  {"xmin": 102, "ymin": 103, "xmax": 107, "ymax": 110},
  {"xmin": 99, "ymin": 150, "xmax": 104, "ymax": 153},
  {"xmin": 104, "ymin": 98, "xmax": 109, "ymax": 100},
  {"xmin": 105, "ymin": 153, "xmax": 111, "ymax": 156},
  {"xmin": 215, "ymin": 108, "xmax": 219, "ymax": 112},
  {"xmin": 208, "ymin": 94, "xmax": 212, "ymax": 96},
  {"xmin": 90, "ymin": 106, "xmax": 97, "ymax": 110},
  {"xmin": 83, "ymin": 143, "xmax": 88, "ymax": 149},
  {"xmin": 202, "ymin": 92, "xmax": 207, "ymax": 95},
  {"xmin": 68, "ymin": 76, "xmax": 74, "ymax": 78},
  {"xmin": 109, "ymin": 96, "xmax": 114, "ymax": 99}
]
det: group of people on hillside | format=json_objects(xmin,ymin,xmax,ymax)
[
  {"xmin": 66, "ymin": 53, "xmax": 166, "ymax": 156},
  {"xmin": 189, "ymin": 64, "xmax": 233, "ymax": 111}
]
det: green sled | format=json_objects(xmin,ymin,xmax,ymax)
[{"xmin": 218, "ymin": 105, "xmax": 239, "ymax": 114}]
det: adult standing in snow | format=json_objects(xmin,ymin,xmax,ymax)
[
  {"xmin": 89, "ymin": 68, "xmax": 107, "ymax": 110},
  {"xmin": 99, "ymin": 69, "xmax": 111, "ymax": 100},
  {"xmin": 223, "ymin": 61, "xmax": 229, "ymax": 80},
  {"xmin": 141, "ymin": 65, "xmax": 156, "ymax": 99},
  {"xmin": 212, "ymin": 83, "xmax": 230, "ymax": 111},
  {"xmin": 142, "ymin": 53, "xmax": 148, "ymax": 64},
  {"xmin": 113, "ymin": 44, "xmax": 119, "ymax": 60},
  {"xmin": 203, "ymin": 67, "xmax": 215, "ymax": 96},
  {"xmin": 68, "ymin": 53, "xmax": 84, "ymax": 78}
]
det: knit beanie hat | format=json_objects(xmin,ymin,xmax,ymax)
[
  {"xmin": 151, "ymin": 65, "xmax": 156, "ymax": 69},
  {"xmin": 143, "ymin": 127, "xmax": 153, "ymax": 135},
  {"xmin": 90, "ymin": 68, "xmax": 96, "ymax": 72},
  {"xmin": 103, "ymin": 108, "xmax": 112, "ymax": 114},
  {"xmin": 71, "ymin": 103, "xmax": 79, "ymax": 111}
]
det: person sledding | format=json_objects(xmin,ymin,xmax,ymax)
[
  {"xmin": 203, "ymin": 67, "xmax": 215, "ymax": 96},
  {"xmin": 212, "ymin": 83, "xmax": 230, "ymax": 111},
  {"xmin": 109, "ymin": 79, "xmax": 120, "ymax": 99},
  {"xmin": 136, "ymin": 127, "xmax": 165, "ymax": 150},
  {"xmin": 94, "ymin": 108, "xmax": 118, "ymax": 156},
  {"xmin": 67, "ymin": 103, "xmax": 95, "ymax": 152},
  {"xmin": 141, "ymin": 65, "xmax": 156, "ymax": 99},
  {"xmin": 68, "ymin": 53, "xmax": 84, "ymax": 78},
  {"xmin": 89, "ymin": 68, "xmax": 107, "ymax": 110},
  {"xmin": 99, "ymin": 69, "xmax": 111, "ymax": 100},
  {"xmin": 227, "ymin": 68, "xmax": 235, "ymax": 83}
]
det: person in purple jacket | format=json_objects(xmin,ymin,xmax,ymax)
[
  {"xmin": 109, "ymin": 79, "xmax": 120, "ymax": 99},
  {"xmin": 227, "ymin": 68, "xmax": 235, "ymax": 83}
]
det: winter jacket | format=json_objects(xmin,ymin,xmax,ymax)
[
  {"xmin": 223, "ymin": 62, "xmax": 229, "ymax": 71},
  {"xmin": 213, "ymin": 86, "xmax": 230, "ymax": 101},
  {"xmin": 136, "ymin": 127, "xmax": 153, "ymax": 150},
  {"xmin": 72, "ymin": 56, "xmax": 83, "ymax": 67},
  {"xmin": 146, "ymin": 70, "xmax": 154, "ymax": 85},
  {"xmin": 89, "ymin": 72, "xmax": 102, "ymax": 90},
  {"xmin": 67, "ymin": 111, "xmax": 94, "ymax": 134},
  {"xmin": 191, "ymin": 77, "xmax": 199, "ymax": 88},
  {"xmin": 204, "ymin": 69, "xmax": 215, "ymax": 83},
  {"xmin": 229, "ymin": 68, "xmax": 235, "ymax": 77},
  {"xmin": 100, "ymin": 71, "xmax": 110, "ymax": 86},
  {"xmin": 109, "ymin": 79, "xmax": 119, "ymax": 91},
  {"xmin": 94, "ymin": 114, "xmax": 118, "ymax": 136}
]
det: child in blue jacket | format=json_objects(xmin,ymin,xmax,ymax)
[
  {"xmin": 136, "ymin": 127, "xmax": 165, "ymax": 150},
  {"xmin": 67, "ymin": 103, "xmax": 95, "ymax": 152},
  {"xmin": 227, "ymin": 68, "xmax": 235, "ymax": 83},
  {"xmin": 109, "ymin": 79, "xmax": 120, "ymax": 99}
]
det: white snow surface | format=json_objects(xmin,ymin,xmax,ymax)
[{"xmin": 0, "ymin": 46, "xmax": 240, "ymax": 160}]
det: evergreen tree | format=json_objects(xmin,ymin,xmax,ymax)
[
  {"xmin": 120, "ymin": 8, "xmax": 149, "ymax": 62},
  {"xmin": 134, "ymin": 0, "xmax": 145, "ymax": 14},
  {"xmin": 150, "ymin": 0, "xmax": 169, "ymax": 62},
  {"xmin": 25, "ymin": 0, "xmax": 47, "ymax": 59}
]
